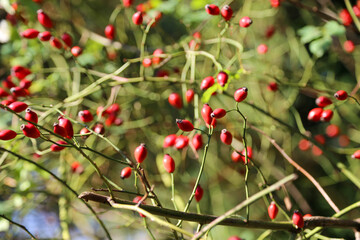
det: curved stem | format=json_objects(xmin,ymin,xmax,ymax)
[
  {"xmin": 139, "ymin": 19, "xmax": 156, "ymax": 78},
  {"xmin": 0, "ymin": 214, "xmax": 37, "ymax": 239}
]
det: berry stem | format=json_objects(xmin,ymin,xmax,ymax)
[
  {"xmin": 348, "ymin": 95, "xmax": 360, "ymax": 107},
  {"xmin": 140, "ymin": 18, "xmax": 156, "ymax": 78},
  {"xmin": 143, "ymin": 218, "xmax": 156, "ymax": 240},
  {"xmin": 171, "ymin": 173, "xmax": 178, "ymax": 211},
  {"xmin": 109, "ymin": 5, "xmax": 122, "ymax": 25},
  {"xmin": 216, "ymin": 22, "xmax": 229, "ymax": 60}
]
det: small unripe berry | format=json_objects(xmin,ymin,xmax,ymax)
[
  {"xmin": 132, "ymin": 11, "xmax": 143, "ymax": 25},
  {"xmin": 221, "ymin": 5, "xmax": 233, "ymax": 21},
  {"xmin": 0, "ymin": 129, "xmax": 17, "ymax": 140},
  {"xmin": 192, "ymin": 133, "xmax": 203, "ymax": 150},
  {"xmin": 25, "ymin": 108, "xmax": 38, "ymax": 124},
  {"xmin": 21, "ymin": 29, "xmax": 39, "ymax": 39},
  {"xmin": 134, "ymin": 143, "xmax": 147, "ymax": 163},
  {"xmin": 292, "ymin": 211, "xmax": 304, "ymax": 228},
  {"xmin": 185, "ymin": 89, "xmax": 195, "ymax": 103},
  {"xmin": 37, "ymin": 9, "xmax": 53, "ymax": 28},
  {"xmin": 168, "ymin": 93, "xmax": 183, "ymax": 109},
  {"xmin": 78, "ymin": 110, "xmax": 94, "ymax": 122},
  {"xmin": 21, "ymin": 124, "xmax": 40, "ymax": 138},
  {"xmin": 121, "ymin": 167, "xmax": 132, "ymax": 179},
  {"xmin": 200, "ymin": 76, "xmax": 215, "ymax": 90},
  {"xmin": 315, "ymin": 96, "xmax": 332, "ymax": 107},
  {"xmin": 220, "ymin": 129, "xmax": 232, "ymax": 145},
  {"xmin": 268, "ymin": 202, "xmax": 279, "ymax": 220},
  {"xmin": 334, "ymin": 90, "xmax": 348, "ymax": 100},
  {"xmin": 105, "ymin": 24, "xmax": 115, "ymax": 40},
  {"xmin": 176, "ymin": 119, "xmax": 194, "ymax": 132},
  {"xmin": 163, "ymin": 154, "xmax": 175, "ymax": 173},
  {"xmin": 239, "ymin": 16, "xmax": 252, "ymax": 28},
  {"xmin": 210, "ymin": 108, "xmax": 226, "ymax": 119},
  {"xmin": 195, "ymin": 185, "xmax": 204, "ymax": 202},
  {"xmin": 205, "ymin": 4, "xmax": 220, "ymax": 15},
  {"xmin": 234, "ymin": 87, "xmax": 248, "ymax": 102},
  {"xmin": 307, "ymin": 108, "xmax": 323, "ymax": 122},
  {"xmin": 50, "ymin": 140, "xmax": 67, "ymax": 152},
  {"xmin": 217, "ymin": 71, "xmax": 228, "ymax": 87},
  {"xmin": 163, "ymin": 134, "xmax": 177, "ymax": 148},
  {"xmin": 8, "ymin": 101, "xmax": 28, "ymax": 113}
]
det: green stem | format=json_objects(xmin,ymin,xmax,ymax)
[
  {"xmin": 109, "ymin": 5, "xmax": 122, "ymax": 24},
  {"xmin": 139, "ymin": 19, "xmax": 156, "ymax": 78},
  {"xmin": 143, "ymin": 218, "xmax": 156, "ymax": 240},
  {"xmin": 171, "ymin": 173, "xmax": 178, "ymax": 210},
  {"xmin": 344, "ymin": 0, "xmax": 360, "ymax": 32},
  {"xmin": 0, "ymin": 215, "xmax": 37, "ymax": 239}
]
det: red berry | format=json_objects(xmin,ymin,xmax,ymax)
[
  {"xmin": 134, "ymin": 143, "xmax": 147, "ymax": 163},
  {"xmin": 234, "ymin": 87, "xmax": 248, "ymax": 102},
  {"xmin": 132, "ymin": 196, "xmax": 146, "ymax": 217},
  {"xmin": 105, "ymin": 24, "xmax": 115, "ymax": 40},
  {"xmin": 221, "ymin": 5, "xmax": 233, "ymax": 21},
  {"xmin": 176, "ymin": 119, "xmax": 194, "ymax": 132},
  {"xmin": 205, "ymin": 4, "xmax": 220, "ymax": 15},
  {"xmin": 186, "ymin": 89, "xmax": 195, "ymax": 103},
  {"xmin": 315, "ymin": 96, "xmax": 332, "ymax": 107},
  {"xmin": 123, "ymin": 0, "xmax": 133, "ymax": 7},
  {"xmin": 8, "ymin": 101, "xmax": 28, "ymax": 112},
  {"xmin": 220, "ymin": 129, "xmax": 232, "ymax": 145},
  {"xmin": 38, "ymin": 31, "xmax": 52, "ymax": 41},
  {"xmin": 307, "ymin": 108, "xmax": 323, "ymax": 122},
  {"xmin": 232, "ymin": 151, "xmax": 244, "ymax": 164},
  {"xmin": 339, "ymin": 9, "xmax": 352, "ymax": 26},
  {"xmin": 3, "ymin": 76, "xmax": 16, "ymax": 89},
  {"xmin": 168, "ymin": 93, "xmax": 183, "ymax": 109},
  {"xmin": 314, "ymin": 134, "xmax": 325, "ymax": 145},
  {"xmin": 71, "ymin": 46, "xmax": 82, "ymax": 57},
  {"xmin": 93, "ymin": 123, "xmax": 105, "ymax": 135},
  {"xmin": 50, "ymin": 140, "xmax": 67, "ymax": 152},
  {"xmin": 20, "ymin": 79, "xmax": 32, "ymax": 89},
  {"xmin": 0, "ymin": 88, "xmax": 9, "ymax": 97},
  {"xmin": 61, "ymin": 33, "xmax": 73, "ymax": 47},
  {"xmin": 152, "ymin": 48, "xmax": 164, "ymax": 65},
  {"xmin": 175, "ymin": 135, "xmax": 189, "ymax": 149},
  {"xmin": 50, "ymin": 37, "xmax": 63, "ymax": 49},
  {"xmin": 292, "ymin": 211, "xmax": 304, "ymax": 228},
  {"xmin": 80, "ymin": 127, "xmax": 91, "ymax": 139},
  {"xmin": 326, "ymin": 124, "xmax": 340, "ymax": 138},
  {"xmin": 201, "ymin": 76, "xmax": 215, "ymax": 90},
  {"xmin": 71, "ymin": 161, "xmax": 84, "ymax": 174},
  {"xmin": 10, "ymin": 87, "xmax": 28, "ymax": 97},
  {"xmin": 195, "ymin": 185, "xmax": 204, "ymax": 202},
  {"xmin": 0, "ymin": 129, "xmax": 17, "ymax": 140},
  {"xmin": 25, "ymin": 108, "xmax": 38, "ymax": 124},
  {"xmin": 257, "ymin": 44, "xmax": 268, "ymax": 54},
  {"xmin": 239, "ymin": 16, "xmax": 252, "ymax": 28},
  {"xmin": 344, "ymin": 40, "xmax": 355, "ymax": 53},
  {"xmin": 132, "ymin": 11, "xmax": 143, "ymax": 25},
  {"xmin": 303, "ymin": 214, "xmax": 312, "ymax": 218},
  {"xmin": 268, "ymin": 202, "xmax": 279, "ymax": 220},
  {"xmin": 37, "ymin": 9, "xmax": 53, "ymax": 28},
  {"xmin": 163, "ymin": 134, "xmax": 177, "ymax": 148},
  {"xmin": 189, "ymin": 39, "xmax": 200, "ymax": 50},
  {"xmin": 20, "ymin": 124, "xmax": 40, "ymax": 138},
  {"xmin": 298, "ymin": 139, "xmax": 311, "ymax": 151},
  {"xmin": 312, "ymin": 145, "xmax": 323, "ymax": 156},
  {"xmin": 121, "ymin": 167, "xmax": 132, "ymax": 179},
  {"xmin": 217, "ymin": 71, "xmax": 228, "ymax": 87},
  {"xmin": 241, "ymin": 146, "xmax": 253, "ymax": 164},
  {"xmin": 21, "ymin": 29, "xmax": 39, "ymax": 39},
  {"xmin": 228, "ymin": 236, "xmax": 243, "ymax": 240},
  {"xmin": 265, "ymin": 25, "xmax": 275, "ymax": 38},
  {"xmin": 193, "ymin": 32, "xmax": 201, "ymax": 39},
  {"xmin": 267, "ymin": 82, "xmax": 278, "ymax": 91},
  {"xmin": 142, "ymin": 58, "xmax": 152, "ymax": 67},
  {"xmin": 210, "ymin": 108, "xmax": 226, "ymax": 119},
  {"xmin": 334, "ymin": 90, "xmax": 348, "ymax": 100},
  {"xmin": 163, "ymin": 154, "xmax": 175, "ymax": 173},
  {"xmin": 78, "ymin": 110, "xmax": 94, "ymax": 122},
  {"xmin": 339, "ymin": 134, "xmax": 350, "ymax": 147},
  {"xmin": 105, "ymin": 103, "xmax": 121, "ymax": 115},
  {"xmin": 270, "ymin": 0, "xmax": 280, "ymax": 8},
  {"xmin": 192, "ymin": 133, "xmax": 203, "ymax": 150},
  {"xmin": 53, "ymin": 123, "xmax": 67, "ymax": 138},
  {"xmin": 1, "ymin": 100, "xmax": 14, "ymax": 106},
  {"xmin": 354, "ymin": 6, "xmax": 360, "ymax": 17},
  {"xmin": 12, "ymin": 66, "xmax": 31, "ymax": 80},
  {"xmin": 201, "ymin": 104, "xmax": 213, "ymax": 126},
  {"xmin": 352, "ymin": 150, "xmax": 360, "ymax": 159},
  {"xmin": 320, "ymin": 109, "xmax": 333, "ymax": 122},
  {"xmin": 58, "ymin": 116, "xmax": 74, "ymax": 139}
]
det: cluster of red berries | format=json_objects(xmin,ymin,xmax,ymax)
[
  {"xmin": 96, "ymin": 103, "xmax": 123, "ymax": 127},
  {"xmin": 20, "ymin": 9, "xmax": 82, "ymax": 56},
  {"xmin": 339, "ymin": 1, "xmax": 360, "ymax": 27},
  {"xmin": 142, "ymin": 49, "xmax": 164, "ymax": 68}
]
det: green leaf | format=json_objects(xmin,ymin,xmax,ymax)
[
  {"xmin": 298, "ymin": 26, "xmax": 322, "ymax": 44},
  {"xmin": 323, "ymin": 20, "xmax": 346, "ymax": 37},
  {"xmin": 201, "ymin": 84, "xmax": 219, "ymax": 103},
  {"xmin": 309, "ymin": 37, "xmax": 332, "ymax": 58}
]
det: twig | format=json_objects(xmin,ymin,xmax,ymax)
[{"xmin": 0, "ymin": 214, "xmax": 37, "ymax": 239}]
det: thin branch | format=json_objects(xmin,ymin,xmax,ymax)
[{"xmin": 0, "ymin": 215, "xmax": 37, "ymax": 239}]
